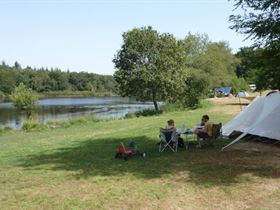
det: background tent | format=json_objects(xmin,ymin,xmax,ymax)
[
  {"xmin": 237, "ymin": 91, "xmax": 249, "ymax": 97},
  {"xmin": 237, "ymin": 91, "xmax": 256, "ymax": 102},
  {"xmin": 222, "ymin": 91, "xmax": 280, "ymax": 150},
  {"xmin": 214, "ymin": 87, "xmax": 232, "ymax": 97}
]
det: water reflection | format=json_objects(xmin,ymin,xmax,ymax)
[{"xmin": 0, "ymin": 97, "xmax": 154, "ymax": 129}]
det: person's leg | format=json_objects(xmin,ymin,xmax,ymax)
[
  {"xmin": 124, "ymin": 150, "xmax": 133, "ymax": 157},
  {"xmin": 172, "ymin": 140, "xmax": 177, "ymax": 149},
  {"xmin": 178, "ymin": 137, "xmax": 184, "ymax": 148},
  {"xmin": 196, "ymin": 132, "xmax": 208, "ymax": 147},
  {"xmin": 196, "ymin": 134, "xmax": 202, "ymax": 148}
]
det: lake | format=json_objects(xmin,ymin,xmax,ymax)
[{"xmin": 0, "ymin": 97, "xmax": 154, "ymax": 129}]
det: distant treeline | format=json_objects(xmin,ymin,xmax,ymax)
[{"xmin": 0, "ymin": 61, "xmax": 116, "ymax": 97}]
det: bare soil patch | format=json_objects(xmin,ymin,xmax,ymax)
[{"xmin": 207, "ymin": 97, "xmax": 251, "ymax": 115}]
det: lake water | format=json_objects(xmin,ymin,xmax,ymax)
[{"xmin": 0, "ymin": 97, "xmax": 154, "ymax": 129}]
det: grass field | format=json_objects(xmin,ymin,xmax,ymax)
[{"xmin": 0, "ymin": 100, "xmax": 280, "ymax": 209}]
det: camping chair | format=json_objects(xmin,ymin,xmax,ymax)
[
  {"xmin": 159, "ymin": 128, "xmax": 178, "ymax": 152},
  {"xmin": 203, "ymin": 123, "xmax": 222, "ymax": 147},
  {"xmin": 212, "ymin": 123, "xmax": 222, "ymax": 140}
]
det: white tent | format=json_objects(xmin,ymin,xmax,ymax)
[{"xmin": 222, "ymin": 91, "xmax": 280, "ymax": 150}]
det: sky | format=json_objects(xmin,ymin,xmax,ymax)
[{"xmin": 0, "ymin": 0, "xmax": 252, "ymax": 75}]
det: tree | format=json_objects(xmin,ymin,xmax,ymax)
[
  {"xmin": 32, "ymin": 70, "xmax": 54, "ymax": 92},
  {"xmin": 14, "ymin": 61, "xmax": 21, "ymax": 69},
  {"xmin": 184, "ymin": 70, "xmax": 209, "ymax": 107},
  {"xmin": 181, "ymin": 33, "xmax": 241, "ymax": 87},
  {"xmin": 0, "ymin": 68, "xmax": 16, "ymax": 93},
  {"xmin": 113, "ymin": 26, "xmax": 188, "ymax": 110},
  {"xmin": 1, "ymin": 60, "xmax": 7, "ymax": 66},
  {"xmin": 235, "ymin": 47, "xmax": 264, "ymax": 82},
  {"xmin": 191, "ymin": 41, "xmax": 240, "ymax": 89},
  {"xmin": 0, "ymin": 62, "xmax": 116, "ymax": 96},
  {"xmin": 256, "ymin": 43, "xmax": 280, "ymax": 89},
  {"xmin": 10, "ymin": 83, "xmax": 38, "ymax": 110},
  {"xmin": 49, "ymin": 69, "xmax": 69, "ymax": 91},
  {"xmin": 229, "ymin": 0, "xmax": 280, "ymax": 89},
  {"xmin": 229, "ymin": 0, "xmax": 280, "ymax": 46}
]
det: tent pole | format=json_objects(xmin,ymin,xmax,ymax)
[
  {"xmin": 221, "ymin": 132, "xmax": 247, "ymax": 151},
  {"xmin": 238, "ymin": 95, "xmax": 242, "ymax": 111}
]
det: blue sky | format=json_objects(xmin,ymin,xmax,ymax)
[{"xmin": 0, "ymin": 0, "xmax": 252, "ymax": 75}]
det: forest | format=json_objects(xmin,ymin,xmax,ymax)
[{"xmin": 0, "ymin": 62, "xmax": 116, "ymax": 98}]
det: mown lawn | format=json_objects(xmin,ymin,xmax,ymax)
[{"xmin": 0, "ymin": 104, "xmax": 280, "ymax": 209}]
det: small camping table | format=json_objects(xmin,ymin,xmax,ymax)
[{"xmin": 177, "ymin": 129, "xmax": 195, "ymax": 141}]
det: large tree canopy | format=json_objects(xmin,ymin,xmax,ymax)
[
  {"xmin": 230, "ymin": 0, "xmax": 280, "ymax": 89},
  {"xmin": 191, "ymin": 41, "xmax": 239, "ymax": 88},
  {"xmin": 229, "ymin": 0, "xmax": 280, "ymax": 46},
  {"xmin": 113, "ymin": 27, "xmax": 188, "ymax": 110}
]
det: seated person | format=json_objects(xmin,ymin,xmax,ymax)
[
  {"xmin": 158, "ymin": 119, "xmax": 175, "ymax": 144},
  {"xmin": 199, "ymin": 119, "xmax": 205, "ymax": 127},
  {"xmin": 118, "ymin": 142, "xmax": 134, "ymax": 157},
  {"xmin": 194, "ymin": 119, "xmax": 205, "ymax": 131},
  {"xmin": 166, "ymin": 119, "xmax": 175, "ymax": 129},
  {"xmin": 116, "ymin": 142, "xmax": 145, "ymax": 159},
  {"xmin": 165, "ymin": 119, "xmax": 185, "ymax": 148},
  {"xmin": 195, "ymin": 115, "xmax": 213, "ymax": 148},
  {"xmin": 162, "ymin": 119, "xmax": 176, "ymax": 148}
]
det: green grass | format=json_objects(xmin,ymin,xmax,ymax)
[
  {"xmin": 0, "ymin": 105, "xmax": 280, "ymax": 209},
  {"xmin": 0, "ymin": 126, "xmax": 13, "ymax": 134}
]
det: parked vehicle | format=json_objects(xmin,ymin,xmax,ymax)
[{"xmin": 249, "ymin": 84, "xmax": 256, "ymax": 91}]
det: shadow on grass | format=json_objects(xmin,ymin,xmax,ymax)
[
  {"xmin": 19, "ymin": 136, "xmax": 280, "ymax": 186},
  {"xmin": 226, "ymin": 102, "xmax": 250, "ymax": 106}
]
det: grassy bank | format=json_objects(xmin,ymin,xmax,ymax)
[{"xmin": 0, "ymin": 102, "xmax": 280, "ymax": 209}]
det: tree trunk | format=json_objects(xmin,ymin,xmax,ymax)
[
  {"xmin": 153, "ymin": 100, "xmax": 159, "ymax": 111},
  {"xmin": 152, "ymin": 90, "xmax": 159, "ymax": 111}
]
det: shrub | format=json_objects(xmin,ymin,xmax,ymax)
[
  {"xmin": 124, "ymin": 112, "xmax": 136, "ymax": 119},
  {"xmin": 190, "ymin": 100, "xmax": 211, "ymax": 110},
  {"xmin": 184, "ymin": 72, "xmax": 209, "ymax": 108},
  {"xmin": 134, "ymin": 109, "xmax": 163, "ymax": 117},
  {"xmin": 22, "ymin": 120, "xmax": 46, "ymax": 131},
  {"xmin": 73, "ymin": 115, "xmax": 100, "ymax": 123},
  {"xmin": 0, "ymin": 126, "xmax": 13, "ymax": 134},
  {"xmin": 125, "ymin": 109, "xmax": 162, "ymax": 118},
  {"xmin": 10, "ymin": 83, "xmax": 38, "ymax": 110},
  {"xmin": 161, "ymin": 103, "xmax": 185, "ymax": 112}
]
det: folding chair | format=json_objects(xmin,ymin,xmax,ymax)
[
  {"xmin": 159, "ymin": 128, "xmax": 178, "ymax": 152},
  {"xmin": 202, "ymin": 123, "xmax": 222, "ymax": 147},
  {"xmin": 211, "ymin": 123, "xmax": 222, "ymax": 140}
]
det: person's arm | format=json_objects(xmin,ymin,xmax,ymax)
[{"xmin": 200, "ymin": 123, "xmax": 208, "ymax": 133}]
